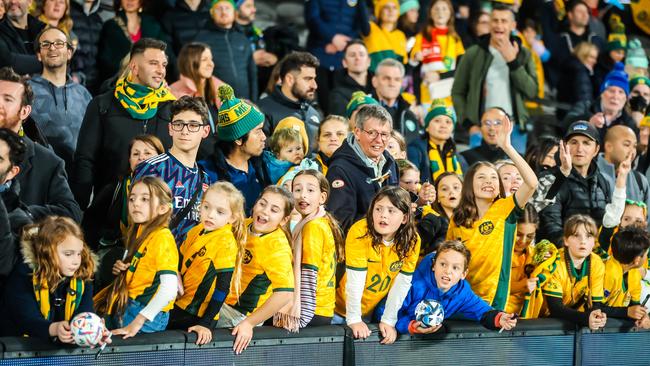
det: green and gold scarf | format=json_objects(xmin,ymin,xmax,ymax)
[
  {"xmin": 114, "ymin": 73, "xmax": 176, "ymax": 120},
  {"xmin": 33, "ymin": 275, "xmax": 84, "ymax": 321}
]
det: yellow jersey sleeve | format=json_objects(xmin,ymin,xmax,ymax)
[
  {"xmin": 153, "ymin": 229, "xmax": 179, "ymax": 275},
  {"xmin": 590, "ymin": 254, "xmax": 605, "ymax": 303},
  {"xmin": 262, "ymin": 236, "xmax": 294, "ymax": 293},
  {"xmin": 346, "ymin": 220, "xmax": 369, "ymax": 271},
  {"xmin": 629, "ymin": 268, "xmax": 642, "ymax": 304},
  {"xmin": 213, "ymin": 234, "xmax": 238, "ymax": 272},
  {"xmin": 301, "ymin": 221, "xmax": 327, "ymax": 271},
  {"xmin": 400, "ymin": 234, "xmax": 421, "ymax": 275},
  {"xmin": 542, "ymin": 270, "xmax": 564, "ymax": 298}
]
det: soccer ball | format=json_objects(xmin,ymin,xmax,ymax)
[
  {"xmin": 414, "ymin": 299, "xmax": 445, "ymax": 328},
  {"xmin": 70, "ymin": 312, "xmax": 105, "ymax": 347}
]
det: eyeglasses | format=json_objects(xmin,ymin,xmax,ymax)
[
  {"xmin": 170, "ymin": 120, "xmax": 206, "ymax": 132},
  {"xmin": 482, "ymin": 120, "xmax": 503, "ymax": 127},
  {"xmin": 39, "ymin": 40, "xmax": 67, "ymax": 50},
  {"xmin": 361, "ymin": 128, "xmax": 390, "ymax": 141}
]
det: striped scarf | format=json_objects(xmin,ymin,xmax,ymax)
[
  {"xmin": 114, "ymin": 73, "xmax": 176, "ymax": 120},
  {"xmin": 33, "ymin": 276, "xmax": 84, "ymax": 321}
]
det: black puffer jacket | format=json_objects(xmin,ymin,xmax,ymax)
[
  {"xmin": 69, "ymin": 0, "xmax": 103, "ymax": 92},
  {"xmin": 0, "ymin": 16, "xmax": 44, "ymax": 75},
  {"xmin": 325, "ymin": 137, "xmax": 399, "ymax": 233},
  {"xmin": 537, "ymin": 163, "xmax": 611, "ymax": 244},
  {"xmin": 192, "ymin": 22, "xmax": 257, "ymax": 100},
  {"xmin": 161, "ymin": 0, "xmax": 211, "ymax": 55}
]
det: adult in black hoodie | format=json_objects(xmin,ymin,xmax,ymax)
[
  {"xmin": 0, "ymin": 5, "xmax": 45, "ymax": 75},
  {"xmin": 326, "ymin": 105, "xmax": 399, "ymax": 234},
  {"xmin": 328, "ymin": 40, "xmax": 374, "ymax": 116}
]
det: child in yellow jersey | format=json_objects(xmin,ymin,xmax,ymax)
[
  {"xmin": 410, "ymin": 0, "xmax": 464, "ymax": 104},
  {"xmin": 95, "ymin": 177, "xmax": 179, "ymax": 338},
  {"xmin": 447, "ymin": 116, "xmax": 538, "ymax": 311},
  {"xmin": 277, "ymin": 170, "xmax": 345, "ymax": 330},
  {"xmin": 335, "ymin": 186, "xmax": 421, "ymax": 345},
  {"xmin": 168, "ymin": 182, "xmax": 246, "ymax": 345},
  {"xmin": 1, "ymin": 217, "xmax": 110, "ymax": 345},
  {"xmin": 542, "ymin": 215, "xmax": 608, "ymax": 330},
  {"xmin": 219, "ymin": 186, "xmax": 294, "ymax": 354},
  {"xmin": 602, "ymin": 228, "xmax": 650, "ymax": 328},
  {"xmin": 364, "ymin": 0, "xmax": 407, "ymax": 72}
]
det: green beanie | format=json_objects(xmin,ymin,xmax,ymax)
[
  {"xmin": 424, "ymin": 102, "xmax": 457, "ymax": 129},
  {"xmin": 217, "ymin": 84, "xmax": 264, "ymax": 142},
  {"xmin": 630, "ymin": 76, "xmax": 650, "ymax": 91},
  {"xmin": 211, "ymin": 0, "xmax": 236, "ymax": 9},
  {"xmin": 346, "ymin": 91, "xmax": 379, "ymax": 118}
]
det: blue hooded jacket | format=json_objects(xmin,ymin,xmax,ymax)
[{"xmin": 396, "ymin": 252, "xmax": 496, "ymax": 334}]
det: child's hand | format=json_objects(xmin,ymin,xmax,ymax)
[
  {"xmin": 417, "ymin": 182, "xmax": 436, "ymax": 206},
  {"xmin": 49, "ymin": 321, "xmax": 74, "ymax": 343},
  {"xmin": 378, "ymin": 322, "xmax": 397, "ymax": 344},
  {"xmin": 588, "ymin": 309, "xmax": 607, "ymax": 330},
  {"xmin": 409, "ymin": 320, "xmax": 442, "ymax": 334},
  {"xmin": 112, "ymin": 260, "xmax": 129, "ymax": 275},
  {"xmin": 559, "ymin": 141, "xmax": 572, "ymax": 177},
  {"xmin": 112, "ymin": 315, "xmax": 145, "ymax": 339},
  {"xmin": 526, "ymin": 277, "xmax": 539, "ymax": 293},
  {"xmin": 635, "ymin": 315, "xmax": 650, "ymax": 329},
  {"xmin": 232, "ymin": 319, "xmax": 254, "ymax": 355},
  {"xmin": 616, "ymin": 152, "xmax": 633, "ymax": 188},
  {"xmin": 188, "ymin": 325, "xmax": 212, "ymax": 345},
  {"xmin": 499, "ymin": 313, "xmax": 518, "ymax": 330},
  {"xmin": 348, "ymin": 321, "xmax": 371, "ymax": 340},
  {"xmin": 92, "ymin": 320, "xmax": 112, "ymax": 349},
  {"xmin": 628, "ymin": 305, "xmax": 648, "ymax": 320}
]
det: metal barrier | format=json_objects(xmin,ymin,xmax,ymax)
[{"xmin": 1, "ymin": 320, "xmax": 648, "ymax": 366}]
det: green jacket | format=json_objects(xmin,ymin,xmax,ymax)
[{"xmin": 451, "ymin": 35, "xmax": 538, "ymax": 130}]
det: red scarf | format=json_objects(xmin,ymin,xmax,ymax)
[{"xmin": 421, "ymin": 27, "xmax": 449, "ymax": 65}]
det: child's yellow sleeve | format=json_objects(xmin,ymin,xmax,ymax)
[
  {"xmin": 155, "ymin": 229, "xmax": 179, "ymax": 274},
  {"xmin": 401, "ymin": 235, "xmax": 421, "ymax": 275},
  {"xmin": 301, "ymin": 222, "xmax": 326, "ymax": 271},
  {"xmin": 542, "ymin": 272, "xmax": 564, "ymax": 299},
  {"xmin": 345, "ymin": 221, "xmax": 369, "ymax": 271},
  {"xmin": 263, "ymin": 238, "xmax": 294, "ymax": 292},
  {"xmin": 629, "ymin": 268, "xmax": 643, "ymax": 304},
  {"xmin": 591, "ymin": 256, "xmax": 606, "ymax": 303},
  {"xmin": 213, "ymin": 234, "xmax": 238, "ymax": 272}
]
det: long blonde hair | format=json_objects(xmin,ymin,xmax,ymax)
[
  {"xmin": 95, "ymin": 176, "xmax": 173, "ymax": 317},
  {"xmin": 204, "ymin": 181, "xmax": 247, "ymax": 297},
  {"xmin": 24, "ymin": 216, "xmax": 94, "ymax": 291}
]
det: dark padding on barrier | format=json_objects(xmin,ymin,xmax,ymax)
[
  {"xmin": 579, "ymin": 318, "xmax": 650, "ymax": 366},
  {"xmin": 183, "ymin": 326, "xmax": 346, "ymax": 366},
  {"xmin": 353, "ymin": 320, "xmax": 576, "ymax": 366}
]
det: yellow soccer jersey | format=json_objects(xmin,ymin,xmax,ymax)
[
  {"xmin": 176, "ymin": 223, "xmax": 238, "ymax": 317},
  {"xmin": 126, "ymin": 228, "xmax": 179, "ymax": 312},
  {"xmin": 225, "ymin": 221, "xmax": 294, "ymax": 315},
  {"xmin": 301, "ymin": 217, "xmax": 337, "ymax": 318},
  {"xmin": 542, "ymin": 249, "xmax": 605, "ymax": 310},
  {"xmin": 604, "ymin": 257, "xmax": 642, "ymax": 307},
  {"xmin": 446, "ymin": 196, "xmax": 522, "ymax": 311},
  {"xmin": 506, "ymin": 246, "xmax": 534, "ymax": 314},
  {"xmin": 335, "ymin": 219, "xmax": 421, "ymax": 318}
]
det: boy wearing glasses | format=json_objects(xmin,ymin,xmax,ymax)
[
  {"xmin": 133, "ymin": 96, "xmax": 212, "ymax": 245},
  {"xmin": 29, "ymin": 27, "xmax": 91, "ymax": 170}
]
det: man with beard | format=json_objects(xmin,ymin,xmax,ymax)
[
  {"xmin": 0, "ymin": 0, "xmax": 45, "ymax": 75},
  {"xmin": 257, "ymin": 51, "xmax": 321, "ymax": 151},
  {"xmin": 28, "ymin": 27, "xmax": 91, "ymax": 170},
  {"xmin": 0, "ymin": 67, "xmax": 81, "ymax": 222}
]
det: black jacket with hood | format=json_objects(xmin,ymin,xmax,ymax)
[{"xmin": 328, "ymin": 69, "xmax": 374, "ymax": 116}]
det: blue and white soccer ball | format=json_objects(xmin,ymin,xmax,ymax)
[
  {"xmin": 414, "ymin": 299, "xmax": 445, "ymax": 328},
  {"xmin": 70, "ymin": 312, "xmax": 105, "ymax": 347}
]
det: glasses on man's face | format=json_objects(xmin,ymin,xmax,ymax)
[
  {"xmin": 482, "ymin": 119, "xmax": 503, "ymax": 127},
  {"xmin": 170, "ymin": 120, "xmax": 205, "ymax": 133},
  {"xmin": 39, "ymin": 41, "xmax": 67, "ymax": 50},
  {"xmin": 362, "ymin": 128, "xmax": 390, "ymax": 141}
]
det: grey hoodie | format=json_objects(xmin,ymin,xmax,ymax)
[{"xmin": 597, "ymin": 153, "xmax": 650, "ymax": 209}]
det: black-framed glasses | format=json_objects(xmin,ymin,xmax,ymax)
[
  {"xmin": 170, "ymin": 120, "xmax": 206, "ymax": 132},
  {"xmin": 39, "ymin": 40, "xmax": 67, "ymax": 50},
  {"xmin": 362, "ymin": 128, "xmax": 390, "ymax": 141}
]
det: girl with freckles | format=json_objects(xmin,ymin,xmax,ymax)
[{"xmin": 447, "ymin": 115, "xmax": 538, "ymax": 311}]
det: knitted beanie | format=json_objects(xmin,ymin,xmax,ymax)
[
  {"xmin": 600, "ymin": 62, "xmax": 629, "ymax": 96},
  {"xmin": 424, "ymin": 101, "xmax": 456, "ymax": 129},
  {"xmin": 211, "ymin": 0, "xmax": 235, "ymax": 9},
  {"xmin": 217, "ymin": 84, "xmax": 264, "ymax": 142},
  {"xmin": 235, "ymin": 0, "xmax": 246, "ymax": 8},
  {"xmin": 399, "ymin": 0, "xmax": 419, "ymax": 15},
  {"xmin": 626, "ymin": 39, "xmax": 649, "ymax": 69},
  {"xmin": 374, "ymin": 0, "xmax": 400, "ymax": 20},
  {"xmin": 630, "ymin": 75, "xmax": 650, "ymax": 92},
  {"xmin": 346, "ymin": 91, "xmax": 379, "ymax": 118},
  {"xmin": 275, "ymin": 116, "xmax": 309, "ymax": 153},
  {"xmin": 606, "ymin": 17, "xmax": 627, "ymax": 52}
]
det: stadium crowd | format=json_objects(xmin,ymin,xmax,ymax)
[{"xmin": 0, "ymin": 0, "xmax": 649, "ymax": 355}]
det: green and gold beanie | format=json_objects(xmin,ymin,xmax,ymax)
[
  {"xmin": 630, "ymin": 75, "xmax": 650, "ymax": 91},
  {"xmin": 424, "ymin": 100, "xmax": 456, "ymax": 129},
  {"xmin": 211, "ymin": 0, "xmax": 236, "ymax": 8},
  {"xmin": 346, "ymin": 91, "xmax": 379, "ymax": 118},
  {"xmin": 217, "ymin": 84, "xmax": 264, "ymax": 142}
]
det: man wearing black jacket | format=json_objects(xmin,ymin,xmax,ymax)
[
  {"xmin": 0, "ymin": 0, "xmax": 45, "ymax": 75},
  {"xmin": 162, "ymin": 0, "xmax": 211, "ymax": 55},
  {"xmin": 326, "ymin": 104, "xmax": 399, "ymax": 233},
  {"xmin": 0, "ymin": 67, "xmax": 81, "ymax": 222},
  {"xmin": 458, "ymin": 107, "xmax": 509, "ymax": 171},
  {"xmin": 328, "ymin": 40, "xmax": 374, "ymax": 116}
]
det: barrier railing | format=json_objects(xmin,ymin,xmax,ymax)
[{"xmin": 1, "ymin": 319, "xmax": 648, "ymax": 366}]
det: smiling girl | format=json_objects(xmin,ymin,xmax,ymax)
[
  {"xmin": 447, "ymin": 116, "xmax": 538, "ymax": 311},
  {"xmin": 335, "ymin": 186, "xmax": 420, "ymax": 345},
  {"xmin": 218, "ymin": 186, "xmax": 294, "ymax": 354}
]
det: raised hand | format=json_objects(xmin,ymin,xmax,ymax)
[
  {"xmin": 559, "ymin": 140, "xmax": 572, "ymax": 177},
  {"xmin": 494, "ymin": 114, "xmax": 513, "ymax": 150}
]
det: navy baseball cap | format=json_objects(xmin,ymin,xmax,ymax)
[{"xmin": 564, "ymin": 121, "xmax": 600, "ymax": 144}]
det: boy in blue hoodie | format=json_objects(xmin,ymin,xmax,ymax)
[{"xmin": 396, "ymin": 240, "xmax": 518, "ymax": 334}]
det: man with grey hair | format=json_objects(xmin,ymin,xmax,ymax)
[
  {"xmin": 372, "ymin": 58, "xmax": 420, "ymax": 143},
  {"xmin": 326, "ymin": 104, "xmax": 399, "ymax": 233}
]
